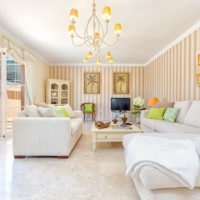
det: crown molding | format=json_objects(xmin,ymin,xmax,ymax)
[
  {"xmin": 144, "ymin": 20, "xmax": 200, "ymax": 66},
  {"xmin": 0, "ymin": 25, "xmax": 49, "ymax": 65},
  {"xmin": 50, "ymin": 63, "xmax": 146, "ymax": 67}
]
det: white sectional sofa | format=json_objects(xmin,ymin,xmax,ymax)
[
  {"xmin": 13, "ymin": 111, "xmax": 83, "ymax": 158},
  {"xmin": 141, "ymin": 100, "xmax": 200, "ymax": 133}
]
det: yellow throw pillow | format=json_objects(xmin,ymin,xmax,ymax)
[{"xmin": 147, "ymin": 108, "xmax": 166, "ymax": 120}]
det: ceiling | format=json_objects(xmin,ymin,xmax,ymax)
[{"xmin": 0, "ymin": 0, "xmax": 200, "ymax": 65}]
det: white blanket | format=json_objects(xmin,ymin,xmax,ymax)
[{"xmin": 125, "ymin": 135, "xmax": 200, "ymax": 189}]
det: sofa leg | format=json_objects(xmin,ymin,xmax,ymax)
[
  {"xmin": 14, "ymin": 156, "xmax": 25, "ymax": 159},
  {"xmin": 57, "ymin": 156, "xmax": 69, "ymax": 159}
]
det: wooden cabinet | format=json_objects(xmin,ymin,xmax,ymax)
[{"xmin": 46, "ymin": 79, "xmax": 70, "ymax": 105}]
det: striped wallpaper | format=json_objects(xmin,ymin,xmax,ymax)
[
  {"xmin": 49, "ymin": 27, "xmax": 200, "ymax": 120},
  {"xmin": 144, "ymin": 27, "xmax": 200, "ymax": 102},
  {"xmin": 49, "ymin": 66, "xmax": 144, "ymax": 120}
]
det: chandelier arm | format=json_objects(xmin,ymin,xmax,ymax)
[
  {"xmin": 84, "ymin": 13, "xmax": 95, "ymax": 39},
  {"xmin": 74, "ymin": 29, "xmax": 88, "ymax": 40},
  {"xmin": 101, "ymin": 36, "xmax": 120, "ymax": 46},
  {"xmin": 94, "ymin": 15, "xmax": 105, "ymax": 37},
  {"xmin": 102, "ymin": 22, "xmax": 109, "ymax": 39},
  {"xmin": 71, "ymin": 37, "xmax": 93, "ymax": 47}
]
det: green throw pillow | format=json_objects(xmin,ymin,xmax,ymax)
[
  {"xmin": 147, "ymin": 108, "xmax": 166, "ymax": 120},
  {"xmin": 51, "ymin": 107, "xmax": 70, "ymax": 118},
  {"xmin": 163, "ymin": 108, "xmax": 180, "ymax": 123},
  {"xmin": 84, "ymin": 104, "xmax": 93, "ymax": 112}
]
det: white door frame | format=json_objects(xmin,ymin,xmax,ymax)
[{"xmin": 0, "ymin": 51, "xmax": 7, "ymax": 137}]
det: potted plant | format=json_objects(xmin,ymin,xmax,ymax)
[
  {"xmin": 122, "ymin": 113, "xmax": 128, "ymax": 123},
  {"xmin": 131, "ymin": 97, "xmax": 146, "ymax": 124}
]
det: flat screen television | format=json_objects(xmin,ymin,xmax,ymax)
[{"xmin": 111, "ymin": 98, "xmax": 130, "ymax": 111}]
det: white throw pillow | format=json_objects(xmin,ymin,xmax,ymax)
[
  {"xmin": 38, "ymin": 107, "xmax": 57, "ymax": 117},
  {"xmin": 25, "ymin": 105, "xmax": 41, "ymax": 117},
  {"xmin": 173, "ymin": 101, "xmax": 192, "ymax": 123},
  {"xmin": 184, "ymin": 101, "xmax": 200, "ymax": 128},
  {"xmin": 64, "ymin": 104, "xmax": 76, "ymax": 118}
]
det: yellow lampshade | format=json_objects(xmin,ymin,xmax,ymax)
[
  {"xmin": 94, "ymin": 32, "xmax": 100, "ymax": 38},
  {"xmin": 94, "ymin": 32, "xmax": 100, "ymax": 43},
  {"xmin": 69, "ymin": 8, "xmax": 78, "ymax": 23},
  {"xmin": 108, "ymin": 57, "xmax": 114, "ymax": 64},
  {"xmin": 106, "ymin": 51, "xmax": 111, "ymax": 58},
  {"xmin": 96, "ymin": 59, "xmax": 101, "ymax": 65},
  {"xmin": 147, "ymin": 98, "xmax": 159, "ymax": 106},
  {"xmin": 88, "ymin": 51, "xmax": 92, "ymax": 58},
  {"xmin": 103, "ymin": 7, "xmax": 111, "ymax": 22},
  {"xmin": 83, "ymin": 57, "xmax": 89, "ymax": 63},
  {"xmin": 68, "ymin": 25, "xmax": 75, "ymax": 37},
  {"xmin": 115, "ymin": 24, "xmax": 122, "ymax": 36}
]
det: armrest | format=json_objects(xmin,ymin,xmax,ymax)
[
  {"xmin": 13, "ymin": 117, "xmax": 72, "ymax": 156},
  {"xmin": 141, "ymin": 110, "xmax": 149, "ymax": 119},
  {"xmin": 74, "ymin": 111, "xmax": 83, "ymax": 119}
]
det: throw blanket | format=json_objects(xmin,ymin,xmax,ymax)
[{"xmin": 125, "ymin": 135, "xmax": 200, "ymax": 190}]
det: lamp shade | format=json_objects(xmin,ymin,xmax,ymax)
[
  {"xmin": 83, "ymin": 57, "xmax": 89, "ymax": 63},
  {"xmin": 115, "ymin": 24, "xmax": 122, "ymax": 36},
  {"xmin": 68, "ymin": 25, "xmax": 75, "ymax": 37},
  {"xmin": 88, "ymin": 51, "xmax": 92, "ymax": 57},
  {"xmin": 108, "ymin": 57, "xmax": 114, "ymax": 64},
  {"xmin": 96, "ymin": 59, "xmax": 101, "ymax": 65},
  {"xmin": 106, "ymin": 51, "xmax": 111, "ymax": 58},
  {"xmin": 103, "ymin": 7, "xmax": 111, "ymax": 22},
  {"xmin": 147, "ymin": 98, "xmax": 159, "ymax": 106},
  {"xmin": 69, "ymin": 8, "xmax": 78, "ymax": 23}
]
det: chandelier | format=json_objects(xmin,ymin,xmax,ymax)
[{"xmin": 68, "ymin": 0, "xmax": 122, "ymax": 65}]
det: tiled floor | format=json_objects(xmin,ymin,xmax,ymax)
[{"xmin": 0, "ymin": 121, "xmax": 139, "ymax": 200}]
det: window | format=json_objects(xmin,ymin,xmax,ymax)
[{"xmin": 6, "ymin": 59, "xmax": 25, "ymax": 133}]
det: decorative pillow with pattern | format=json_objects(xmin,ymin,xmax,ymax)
[
  {"xmin": 163, "ymin": 108, "xmax": 180, "ymax": 123},
  {"xmin": 51, "ymin": 107, "xmax": 70, "ymax": 118}
]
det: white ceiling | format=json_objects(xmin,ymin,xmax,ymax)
[{"xmin": 0, "ymin": 0, "xmax": 200, "ymax": 65}]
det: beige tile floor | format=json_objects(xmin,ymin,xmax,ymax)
[{"xmin": 0, "ymin": 122, "xmax": 139, "ymax": 200}]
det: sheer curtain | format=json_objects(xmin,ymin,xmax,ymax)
[
  {"xmin": 0, "ymin": 34, "xmax": 35, "ymax": 136},
  {"xmin": 0, "ymin": 52, "xmax": 6, "ymax": 137}
]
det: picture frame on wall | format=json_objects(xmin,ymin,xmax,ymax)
[
  {"xmin": 113, "ymin": 73, "xmax": 129, "ymax": 94},
  {"xmin": 196, "ymin": 52, "xmax": 200, "ymax": 87},
  {"xmin": 84, "ymin": 72, "xmax": 100, "ymax": 94}
]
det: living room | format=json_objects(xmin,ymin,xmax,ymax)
[{"xmin": 0, "ymin": 0, "xmax": 200, "ymax": 200}]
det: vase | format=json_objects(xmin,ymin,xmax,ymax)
[
  {"xmin": 122, "ymin": 117, "xmax": 128, "ymax": 123},
  {"xmin": 135, "ymin": 114, "xmax": 140, "ymax": 124}
]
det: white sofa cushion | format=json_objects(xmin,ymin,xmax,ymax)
[
  {"xmin": 64, "ymin": 104, "xmax": 76, "ymax": 118},
  {"xmin": 38, "ymin": 107, "xmax": 57, "ymax": 117},
  {"xmin": 25, "ymin": 105, "xmax": 41, "ymax": 117},
  {"xmin": 184, "ymin": 101, "xmax": 200, "ymax": 128},
  {"xmin": 173, "ymin": 101, "xmax": 192, "ymax": 123},
  {"xmin": 141, "ymin": 117, "xmax": 161, "ymax": 130},
  {"xmin": 71, "ymin": 118, "xmax": 83, "ymax": 135},
  {"xmin": 155, "ymin": 120, "xmax": 200, "ymax": 134}
]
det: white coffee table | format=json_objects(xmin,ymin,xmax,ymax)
[{"xmin": 90, "ymin": 123, "xmax": 142, "ymax": 151}]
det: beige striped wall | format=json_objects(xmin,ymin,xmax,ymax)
[
  {"xmin": 49, "ymin": 66, "xmax": 144, "ymax": 120},
  {"xmin": 144, "ymin": 27, "xmax": 200, "ymax": 102}
]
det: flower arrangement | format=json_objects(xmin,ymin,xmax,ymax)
[{"xmin": 131, "ymin": 97, "xmax": 146, "ymax": 123}]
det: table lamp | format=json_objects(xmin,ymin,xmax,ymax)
[{"xmin": 147, "ymin": 98, "xmax": 159, "ymax": 107}]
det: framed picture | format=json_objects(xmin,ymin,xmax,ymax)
[
  {"xmin": 84, "ymin": 72, "xmax": 100, "ymax": 94},
  {"xmin": 198, "ymin": 54, "xmax": 200, "ymax": 66},
  {"xmin": 196, "ymin": 74, "xmax": 200, "ymax": 87},
  {"xmin": 113, "ymin": 73, "xmax": 129, "ymax": 94}
]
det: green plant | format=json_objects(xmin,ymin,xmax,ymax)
[{"xmin": 131, "ymin": 104, "xmax": 146, "ymax": 115}]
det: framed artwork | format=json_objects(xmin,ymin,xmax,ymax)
[
  {"xmin": 113, "ymin": 73, "xmax": 129, "ymax": 94},
  {"xmin": 196, "ymin": 74, "xmax": 200, "ymax": 87},
  {"xmin": 198, "ymin": 54, "xmax": 200, "ymax": 66},
  {"xmin": 196, "ymin": 52, "xmax": 200, "ymax": 86},
  {"xmin": 84, "ymin": 72, "xmax": 100, "ymax": 94}
]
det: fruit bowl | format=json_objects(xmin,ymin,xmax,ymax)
[{"xmin": 95, "ymin": 121, "xmax": 111, "ymax": 129}]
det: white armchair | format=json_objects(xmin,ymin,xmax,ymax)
[{"xmin": 13, "ymin": 111, "xmax": 83, "ymax": 159}]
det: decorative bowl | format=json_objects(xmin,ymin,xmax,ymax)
[
  {"xmin": 112, "ymin": 119, "xmax": 118, "ymax": 124},
  {"xmin": 95, "ymin": 121, "xmax": 111, "ymax": 129}
]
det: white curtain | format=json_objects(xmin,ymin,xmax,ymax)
[
  {"xmin": 0, "ymin": 34, "xmax": 35, "ymax": 105},
  {"xmin": 0, "ymin": 51, "xmax": 7, "ymax": 137}
]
